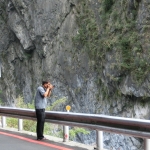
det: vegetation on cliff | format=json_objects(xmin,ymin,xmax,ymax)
[{"xmin": 73, "ymin": 0, "xmax": 149, "ymax": 100}]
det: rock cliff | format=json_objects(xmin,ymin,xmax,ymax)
[{"xmin": 0, "ymin": 0, "xmax": 150, "ymax": 149}]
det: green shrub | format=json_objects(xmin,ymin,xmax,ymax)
[
  {"xmin": 103, "ymin": 0, "xmax": 114, "ymax": 12},
  {"xmin": 7, "ymin": 118, "xmax": 18, "ymax": 128},
  {"xmin": 23, "ymin": 119, "xmax": 36, "ymax": 132},
  {"xmin": 69, "ymin": 127, "xmax": 90, "ymax": 140}
]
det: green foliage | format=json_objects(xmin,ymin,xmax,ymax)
[
  {"xmin": 6, "ymin": 96, "xmax": 35, "ymax": 130},
  {"xmin": 44, "ymin": 124, "xmax": 63, "ymax": 138},
  {"xmin": 103, "ymin": 0, "xmax": 114, "ymax": 12},
  {"xmin": 73, "ymin": 0, "xmax": 149, "ymax": 100},
  {"xmin": 24, "ymin": 52, "xmax": 33, "ymax": 59},
  {"xmin": 0, "ymin": 2, "xmax": 7, "ymax": 23},
  {"xmin": 120, "ymin": 37, "xmax": 133, "ymax": 71},
  {"xmin": 69, "ymin": 127, "xmax": 90, "ymax": 140},
  {"xmin": 47, "ymin": 97, "xmax": 67, "ymax": 111},
  {"xmin": 0, "ymin": 90, "xmax": 4, "ymax": 105},
  {"xmin": 0, "ymin": 99, "xmax": 3, "ymax": 105},
  {"xmin": 23, "ymin": 120, "xmax": 36, "ymax": 132},
  {"xmin": 73, "ymin": 0, "xmax": 102, "ymax": 68},
  {"xmin": 15, "ymin": 95, "xmax": 27, "ymax": 108},
  {"xmin": 7, "ymin": 118, "xmax": 18, "ymax": 128}
]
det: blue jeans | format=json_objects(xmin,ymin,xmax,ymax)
[{"xmin": 36, "ymin": 109, "xmax": 45, "ymax": 139}]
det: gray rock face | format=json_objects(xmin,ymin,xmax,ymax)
[
  {"xmin": 0, "ymin": 0, "xmax": 149, "ymax": 149},
  {"xmin": 8, "ymin": 1, "xmax": 35, "ymax": 51}
]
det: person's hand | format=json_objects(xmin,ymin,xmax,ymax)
[
  {"xmin": 48, "ymin": 83, "xmax": 54, "ymax": 90},
  {"xmin": 47, "ymin": 83, "xmax": 51, "ymax": 89},
  {"xmin": 50, "ymin": 84, "xmax": 54, "ymax": 90}
]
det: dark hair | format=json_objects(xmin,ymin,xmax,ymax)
[{"xmin": 42, "ymin": 81, "xmax": 49, "ymax": 85}]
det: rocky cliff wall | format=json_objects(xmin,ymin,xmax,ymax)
[{"xmin": 0, "ymin": 0, "xmax": 150, "ymax": 149}]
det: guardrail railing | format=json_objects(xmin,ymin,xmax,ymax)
[{"xmin": 0, "ymin": 107, "xmax": 150, "ymax": 150}]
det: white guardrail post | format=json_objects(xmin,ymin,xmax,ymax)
[
  {"xmin": 63, "ymin": 105, "xmax": 71, "ymax": 142},
  {"xmin": 18, "ymin": 119, "xmax": 23, "ymax": 131},
  {"xmin": 145, "ymin": 139, "xmax": 150, "ymax": 150},
  {"xmin": 96, "ymin": 130, "xmax": 103, "ymax": 150},
  {"xmin": 2, "ymin": 116, "xmax": 6, "ymax": 128}
]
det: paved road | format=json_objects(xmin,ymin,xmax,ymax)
[{"xmin": 0, "ymin": 129, "xmax": 89, "ymax": 150}]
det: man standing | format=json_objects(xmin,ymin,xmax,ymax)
[{"xmin": 35, "ymin": 81, "xmax": 53, "ymax": 140}]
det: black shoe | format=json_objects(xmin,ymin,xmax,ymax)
[{"xmin": 37, "ymin": 137, "xmax": 46, "ymax": 140}]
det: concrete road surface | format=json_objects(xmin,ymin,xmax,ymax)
[{"xmin": 0, "ymin": 129, "xmax": 93, "ymax": 150}]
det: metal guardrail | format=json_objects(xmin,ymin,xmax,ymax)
[{"xmin": 0, "ymin": 107, "xmax": 150, "ymax": 150}]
